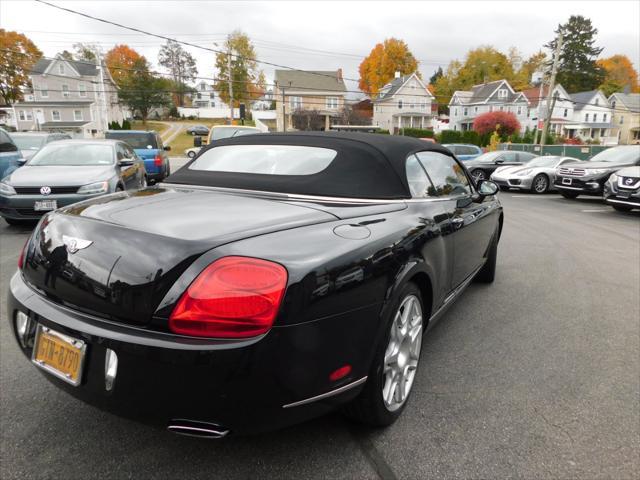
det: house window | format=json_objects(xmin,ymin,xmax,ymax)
[
  {"xmin": 18, "ymin": 110, "xmax": 26, "ymax": 121},
  {"xmin": 595, "ymin": 99, "xmax": 599, "ymax": 106},
  {"xmin": 58, "ymin": 63, "xmax": 64, "ymax": 74},
  {"xmin": 474, "ymin": 106, "xmax": 478, "ymax": 113},
  {"xmin": 289, "ymin": 96, "xmax": 302, "ymax": 110},
  {"xmin": 210, "ymin": 102, "xmax": 215, "ymax": 108},
  {"xmin": 40, "ymin": 84, "xmax": 48, "ymax": 98},
  {"xmin": 489, "ymin": 106, "xmax": 493, "ymax": 112},
  {"xmin": 603, "ymin": 113, "xmax": 607, "ymax": 122},
  {"xmin": 585, "ymin": 113, "xmax": 589, "ymax": 122},
  {"xmin": 201, "ymin": 83, "xmax": 206, "ymax": 91},
  {"xmin": 517, "ymin": 106, "xmax": 522, "ymax": 115},
  {"xmin": 421, "ymin": 101, "xmax": 427, "ymax": 109},
  {"xmin": 593, "ymin": 113, "xmax": 597, "ymax": 122},
  {"xmin": 620, "ymin": 116, "xmax": 624, "ymax": 125},
  {"xmin": 51, "ymin": 110, "xmax": 61, "ymax": 121},
  {"xmin": 326, "ymin": 97, "xmax": 339, "ymax": 109},
  {"xmin": 611, "ymin": 101, "xmax": 616, "ymax": 109},
  {"xmin": 463, "ymin": 107, "xmax": 468, "ymax": 116},
  {"xmin": 498, "ymin": 89, "xmax": 507, "ymax": 98},
  {"xmin": 398, "ymin": 100, "xmax": 403, "ymax": 109},
  {"xmin": 78, "ymin": 83, "xmax": 87, "ymax": 97},
  {"xmin": 563, "ymin": 108, "xmax": 568, "ymax": 118},
  {"xmin": 62, "ymin": 84, "xmax": 70, "ymax": 98},
  {"xmin": 73, "ymin": 110, "xmax": 83, "ymax": 121},
  {"xmin": 453, "ymin": 108, "xmax": 457, "ymax": 116},
  {"xmin": 499, "ymin": 106, "xmax": 504, "ymax": 111}
]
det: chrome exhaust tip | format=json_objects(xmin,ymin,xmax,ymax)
[{"xmin": 167, "ymin": 419, "xmax": 229, "ymax": 439}]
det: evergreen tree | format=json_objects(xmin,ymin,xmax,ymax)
[
  {"xmin": 546, "ymin": 16, "xmax": 605, "ymax": 93},
  {"xmin": 429, "ymin": 67, "xmax": 443, "ymax": 86}
]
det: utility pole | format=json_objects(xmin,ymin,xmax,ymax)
[
  {"xmin": 540, "ymin": 32, "xmax": 563, "ymax": 148},
  {"xmin": 532, "ymin": 77, "xmax": 545, "ymax": 145},
  {"xmin": 227, "ymin": 38, "xmax": 233, "ymax": 126},
  {"xmin": 281, "ymin": 85, "xmax": 287, "ymax": 132}
]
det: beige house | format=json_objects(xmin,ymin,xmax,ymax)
[
  {"xmin": 372, "ymin": 72, "xmax": 435, "ymax": 133},
  {"xmin": 609, "ymin": 92, "xmax": 640, "ymax": 145},
  {"xmin": 13, "ymin": 54, "xmax": 124, "ymax": 138},
  {"xmin": 274, "ymin": 70, "xmax": 346, "ymax": 131}
]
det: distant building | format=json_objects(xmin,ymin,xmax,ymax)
[
  {"xmin": 372, "ymin": 72, "xmax": 435, "ymax": 133},
  {"xmin": 13, "ymin": 54, "xmax": 124, "ymax": 137},
  {"xmin": 521, "ymin": 83, "xmax": 574, "ymax": 135},
  {"xmin": 274, "ymin": 69, "xmax": 347, "ymax": 131},
  {"xmin": 190, "ymin": 81, "xmax": 227, "ymax": 109},
  {"xmin": 609, "ymin": 92, "xmax": 640, "ymax": 145}
]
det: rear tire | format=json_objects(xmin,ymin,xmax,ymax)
[
  {"xmin": 475, "ymin": 231, "xmax": 498, "ymax": 283},
  {"xmin": 561, "ymin": 191, "xmax": 579, "ymax": 199},
  {"xmin": 531, "ymin": 174, "xmax": 549, "ymax": 194},
  {"xmin": 344, "ymin": 282, "xmax": 425, "ymax": 427}
]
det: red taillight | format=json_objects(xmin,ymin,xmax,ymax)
[
  {"xmin": 329, "ymin": 365, "xmax": 352, "ymax": 382},
  {"xmin": 169, "ymin": 256, "xmax": 288, "ymax": 338},
  {"xmin": 18, "ymin": 240, "xmax": 28, "ymax": 270},
  {"xmin": 154, "ymin": 155, "xmax": 162, "ymax": 166}
]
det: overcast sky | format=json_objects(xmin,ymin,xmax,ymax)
[{"xmin": 2, "ymin": 0, "xmax": 639, "ymax": 97}]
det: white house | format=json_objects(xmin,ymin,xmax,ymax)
[
  {"xmin": 372, "ymin": 72, "xmax": 435, "ymax": 132},
  {"xmin": 191, "ymin": 81, "xmax": 227, "ymax": 109},
  {"xmin": 448, "ymin": 79, "xmax": 529, "ymax": 131},
  {"xmin": 609, "ymin": 92, "xmax": 640, "ymax": 145},
  {"xmin": 521, "ymin": 83, "xmax": 574, "ymax": 135},
  {"xmin": 13, "ymin": 54, "xmax": 124, "ymax": 138},
  {"xmin": 562, "ymin": 90, "xmax": 617, "ymax": 144}
]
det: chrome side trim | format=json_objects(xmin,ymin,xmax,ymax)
[
  {"xmin": 429, "ymin": 264, "xmax": 482, "ymax": 325},
  {"xmin": 555, "ymin": 185, "xmax": 584, "ymax": 191},
  {"xmin": 606, "ymin": 198, "xmax": 640, "ymax": 207},
  {"xmin": 282, "ymin": 376, "xmax": 368, "ymax": 409}
]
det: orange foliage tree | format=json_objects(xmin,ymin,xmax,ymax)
[
  {"xmin": 105, "ymin": 44, "xmax": 145, "ymax": 87},
  {"xmin": 597, "ymin": 55, "xmax": 639, "ymax": 96},
  {"xmin": 0, "ymin": 29, "xmax": 42, "ymax": 103},
  {"xmin": 358, "ymin": 38, "xmax": 419, "ymax": 96}
]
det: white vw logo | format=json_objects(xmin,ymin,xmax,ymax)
[
  {"xmin": 40, "ymin": 186, "xmax": 51, "ymax": 195},
  {"xmin": 62, "ymin": 235, "xmax": 93, "ymax": 254}
]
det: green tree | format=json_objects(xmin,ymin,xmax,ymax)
[
  {"xmin": 73, "ymin": 43, "xmax": 97, "ymax": 62},
  {"xmin": 0, "ymin": 29, "xmax": 42, "ymax": 104},
  {"xmin": 214, "ymin": 31, "xmax": 265, "ymax": 109},
  {"xmin": 429, "ymin": 67, "xmax": 443, "ymax": 87},
  {"xmin": 118, "ymin": 58, "xmax": 171, "ymax": 123},
  {"xmin": 546, "ymin": 15, "xmax": 605, "ymax": 93},
  {"xmin": 158, "ymin": 40, "xmax": 198, "ymax": 107}
]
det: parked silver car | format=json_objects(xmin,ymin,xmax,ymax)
[
  {"xmin": 490, "ymin": 156, "xmax": 581, "ymax": 193},
  {"xmin": 0, "ymin": 139, "xmax": 146, "ymax": 225}
]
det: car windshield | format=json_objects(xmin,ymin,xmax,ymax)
[
  {"xmin": 106, "ymin": 132, "xmax": 157, "ymax": 150},
  {"xmin": 473, "ymin": 152, "xmax": 502, "ymax": 161},
  {"xmin": 189, "ymin": 145, "xmax": 337, "ymax": 175},
  {"xmin": 13, "ymin": 136, "xmax": 46, "ymax": 151},
  {"xmin": 28, "ymin": 144, "xmax": 114, "ymax": 166},
  {"xmin": 588, "ymin": 147, "xmax": 640, "ymax": 164},
  {"xmin": 212, "ymin": 128, "xmax": 257, "ymax": 141},
  {"xmin": 526, "ymin": 156, "xmax": 563, "ymax": 167}
]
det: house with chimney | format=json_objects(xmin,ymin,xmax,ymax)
[
  {"xmin": 274, "ymin": 69, "xmax": 346, "ymax": 131},
  {"xmin": 13, "ymin": 54, "xmax": 124, "ymax": 137},
  {"xmin": 372, "ymin": 72, "xmax": 435, "ymax": 133}
]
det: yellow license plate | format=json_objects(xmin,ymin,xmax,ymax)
[{"xmin": 32, "ymin": 325, "xmax": 86, "ymax": 386}]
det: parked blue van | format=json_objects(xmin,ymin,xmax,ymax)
[
  {"xmin": 105, "ymin": 130, "xmax": 171, "ymax": 183},
  {"xmin": 0, "ymin": 128, "xmax": 24, "ymax": 180}
]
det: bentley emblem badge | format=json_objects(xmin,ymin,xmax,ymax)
[
  {"xmin": 62, "ymin": 235, "xmax": 93, "ymax": 254},
  {"xmin": 40, "ymin": 186, "xmax": 52, "ymax": 195},
  {"xmin": 625, "ymin": 177, "xmax": 634, "ymax": 185}
]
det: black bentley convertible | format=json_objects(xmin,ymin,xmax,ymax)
[{"xmin": 8, "ymin": 132, "xmax": 503, "ymax": 437}]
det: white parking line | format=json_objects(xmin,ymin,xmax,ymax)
[
  {"xmin": 581, "ymin": 209, "xmax": 610, "ymax": 213},
  {"xmin": 510, "ymin": 195, "xmax": 556, "ymax": 198}
]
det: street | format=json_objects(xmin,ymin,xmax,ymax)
[{"xmin": 0, "ymin": 182, "xmax": 638, "ymax": 479}]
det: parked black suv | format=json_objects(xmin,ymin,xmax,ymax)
[
  {"xmin": 554, "ymin": 146, "xmax": 640, "ymax": 199},
  {"xmin": 603, "ymin": 166, "xmax": 640, "ymax": 211},
  {"xmin": 465, "ymin": 151, "xmax": 537, "ymax": 182}
]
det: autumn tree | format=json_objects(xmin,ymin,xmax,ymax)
[
  {"xmin": 453, "ymin": 46, "xmax": 516, "ymax": 89},
  {"xmin": 118, "ymin": 58, "xmax": 171, "ymax": 123},
  {"xmin": 597, "ymin": 55, "xmax": 639, "ymax": 96},
  {"xmin": 358, "ymin": 38, "xmax": 419, "ymax": 96},
  {"xmin": 214, "ymin": 31, "xmax": 265, "ymax": 109},
  {"xmin": 515, "ymin": 51, "xmax": 548, "ymax": 89},
  {"xmin": 0, "ymin": 29, "xmax": 42, "ymax": 104},
  {"xmin": 158, "ymin": 40, "xmax": 198, "ymax": 107},
  {"xmin": 546, "ymin": 15, "xmax": 605, "ymax": 93},
  {"xmin": 473, "ymin": 111, "xmax": 520, "ymax": 136},
  {"xmin": 106, "ymin": 44, "xmax": 144, "ymax": 87},
  {"xmin": 73, "ymin": 43, "xmax": 97, "ymax": 62}
]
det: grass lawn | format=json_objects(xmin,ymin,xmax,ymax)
[
  {"xmin": 169, "ymin": 131, "xmax": 199, "ymax": 156},
  {"xmin": 130, "ymin": 121, "xmax": 170, "ymax": 135}
]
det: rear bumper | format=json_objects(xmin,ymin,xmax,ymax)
[
  {"xmin": 603, "ymin": 182, "xmax": 640, "ymax": 209},
  {"xmin": 0, "ymin": 193, "xmax": 104, "ymax": 220},
  {"xmin": 7, "ymin": 272, "xmax": 376, "ymax": 435}
]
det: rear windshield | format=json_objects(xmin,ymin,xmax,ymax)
[
  {"xmin": 189, "ymin": 145, "xmax": 337, "ymax": 175},
  {"xmin": 212, "ymin": 128, "xmax": 258, "ymax": 141},
  {"xmin": 29, "ymin": 144, "xmax": 114, "ymax": 166},
  {"xmin": 13, "ymin": 136, "xmax": 46, "ymax": 151},
  {"xmin": 106, "ymin": 132, "xmax": 157, "ymax": 150}
]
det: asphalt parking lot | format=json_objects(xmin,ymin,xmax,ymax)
[{"xmin": 1, "ymin": 174, "xmax": 638, "ymax": 479}]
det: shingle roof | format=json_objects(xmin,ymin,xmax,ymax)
[
  {"xmin": 570, "ymin": 90, "xmax": 599, "ymax": 111},
  {"xmin": 451, "ymin": 80, "xmax": 521, "ymax": 105},
  {"xmin": 376, "ymin": 75, "xmax": 410, "ymax": 101},
  {"xmin": 274, "ymin": 70, "xmax": 345, "ymax": 93},
  {"xmin": 522, "ymin": 85, "xmax": 550, "ymax": 107},
  {"xmin": 31, "ymin": 57, "xmax": 99, "ymax": 77},
  {"xmin": 611, "ymin": 92, "xmax": 640, "ymax": 113}
]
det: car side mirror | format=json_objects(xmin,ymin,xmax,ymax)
[
  {"xmin": 476, "ymin": 180, "xmax": 499, "ymax": 197},
  {"xmin": 193, "ymin": 136, "xmax": 202, "ymax": 147},
  {"xmin": 164, "ymin": 145, "xmax": 171, "ymax": 151},
  {"xmin": 16, "ymin": 157, "xmax": 27, "ymax": 165},
  {"xmin": 119, "ymin": 159, "xmax": 134, "ymax": 167},
  {"xmin": 495, "ymin": 157, "xmax": 504, "ymax": 164}
]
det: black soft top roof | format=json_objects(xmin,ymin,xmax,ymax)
[{"xmin": 166, "ymin": 132, "xmax": 454, "ymax": 199}]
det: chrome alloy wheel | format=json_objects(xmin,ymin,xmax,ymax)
[
  {"xmin": 533, "ymin": 175, "xmax": 548, "ymax": 193},
  {"xmin": 382, "ymin": 294, "xmax": 423, "ymax": 411}
]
